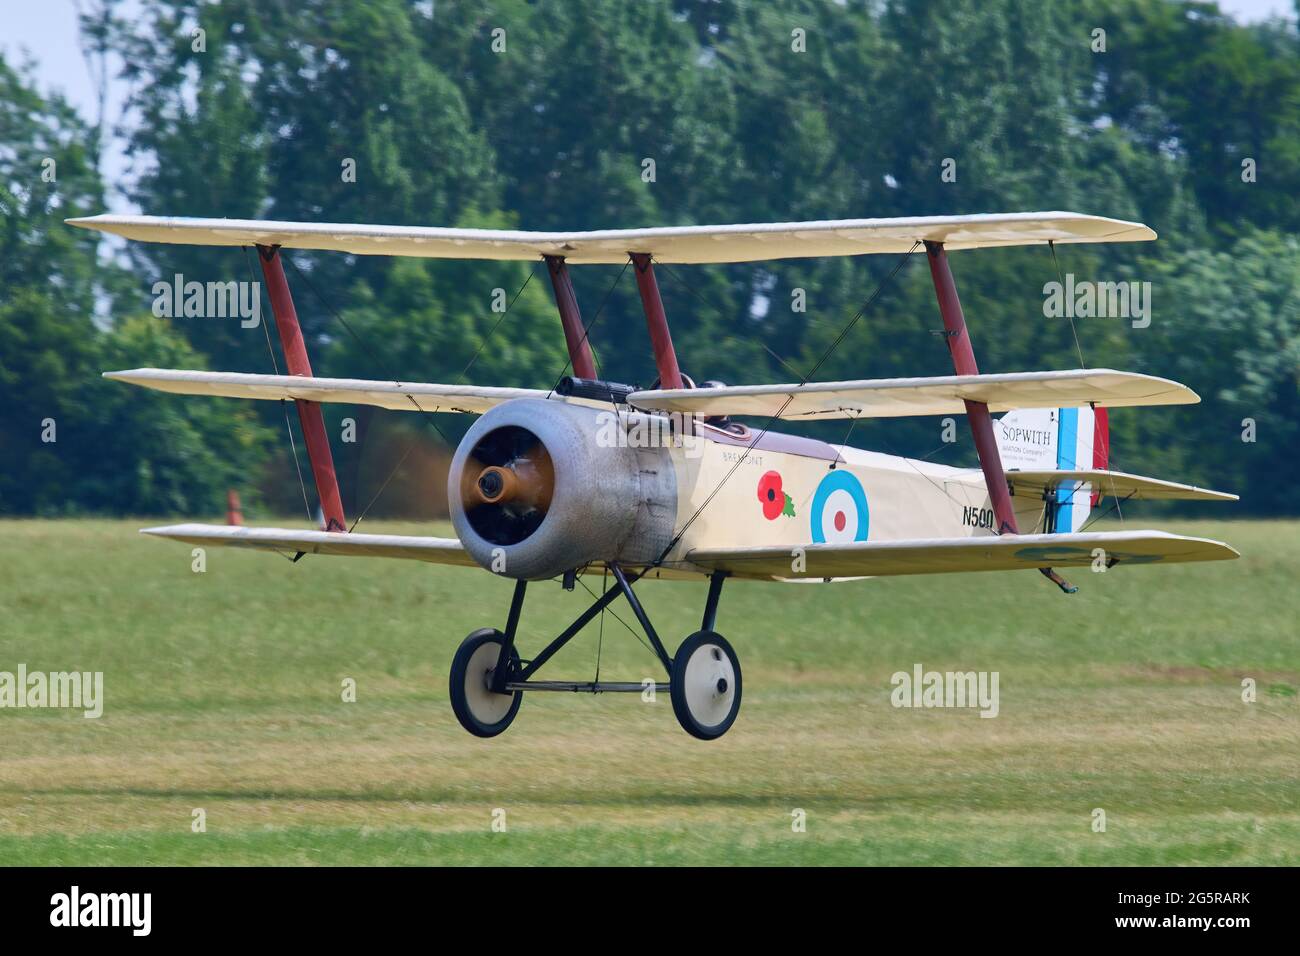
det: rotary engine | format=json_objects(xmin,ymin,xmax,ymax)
[{"xmin": 448, "ymin": 399, "xmax": 679, "ymax": 580}]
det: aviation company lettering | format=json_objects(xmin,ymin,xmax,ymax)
[
  {"xmin": 999, "ymin": 424, "xmax": 1053, "ymax": 448},
  {"xmin": 995, "ymin": 408, "xmax": 1059, "ymax": 470}
]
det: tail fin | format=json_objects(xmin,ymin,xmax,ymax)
[
  {"xmin": 996, "ymin": 405, "xmax": 1109, "ymax": 532},
  {"xmin": 1090, "ymin": 407, "xmax": 1109, "ymax": 507}
]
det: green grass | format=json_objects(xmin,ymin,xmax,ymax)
[{"xmin": 0, "ymin": 517, "xmax": 1296, "ymax": 866}]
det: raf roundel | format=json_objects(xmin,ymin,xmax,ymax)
[{"xmin": 810, "ymin": 471, "xmax": 870, "ymax": 544}]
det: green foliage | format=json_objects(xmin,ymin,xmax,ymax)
[
  {"xmin": 1126, "ymin": 230, "xmax": 1300, "ymax": 513},
  {"xmin": 1090, "ymin": 0, "xmax": 1300, "ymax": 237},
  {"xmin": 2, "ymin": 0, "xmax": 1299, "ymax": 515},
  {"xmin": 0, "ymin": 55, "xmax": 108, "ymax": 514},
  {"xmin": 96, "ymin": 0, "xmax": 501, "ymax": 369},
  {"xmin": 88, "ymin": 316, "xmax": 274, "ymax": 514}
]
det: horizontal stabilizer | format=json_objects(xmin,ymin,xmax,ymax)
[
  {"xmin": 1007, "ymin": 469, "xmax": 1238, "ymax": 502},
  {"xmin": 142, "ymin": 523, "xmax": 478, "ymax": 566},
  {"xmin": 106, "ymin": 368, "xmax": 548, "ymax": 414},
  {"xmin": 67, "ymin": 212, "xmax": 1154, "ymax": 264},
  {"xmin": 631, "ymin": 369, "xmax": 1196, "ymax": 421},
  {"xmin": 686, "ymin": 530, "xmax": 1237, "ymax": 581}
]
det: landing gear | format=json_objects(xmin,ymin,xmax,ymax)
[
  {"xmin": 447, "ymin": 569, "xmax": 739, "ymax": 739},
  {"xmin": 670, "ymin": 631, "xmax": 742, "ymax": 740},
  {"xmin": 449, "ymin": 628, "xmax": 522, "ymax": 737}
]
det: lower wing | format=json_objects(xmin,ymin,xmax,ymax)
[
  {"xmin": 685, "ymin": 530, "xmax": 1238, "ymax": 581},
  {"xmin": 140, "ymin": 524, "xmax": 697, "ymax": 580},
  {"xmin": 144, "ymin": 525, "xmax": 1238, "ymax": 583},
  {"xmin": 142, "ymin": 523, "xmax": 478, "ymax": 566}
]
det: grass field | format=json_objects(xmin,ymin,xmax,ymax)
[{"xmin": 0, "ymin": 517, "xmax": 1296, "ymax": 866}]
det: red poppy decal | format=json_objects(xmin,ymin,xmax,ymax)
[{"xmin": 757, "ymin": 470, "xmax": 796, "ymax": 520}]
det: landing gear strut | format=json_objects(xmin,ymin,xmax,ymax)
[{"xmin": 446, "ymin": 568, "xmax": 740, "ymax": 739}]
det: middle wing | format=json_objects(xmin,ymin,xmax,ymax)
[
  {"xmin": 630, "ymin": 369, "xmax": 1196, "ymax": 421},
  {"xmin": 686, "ymin": 530, "xmax": 1238, "ymax": 581},
  {"xmin": 106, "ymin": 368, "xmax": 549, "ymax": 414}
]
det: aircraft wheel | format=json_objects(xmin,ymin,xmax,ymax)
[
  {"xmin": 670, "ymin": 631, "xmax": 742, "ymax": 740},
  {"xmin": 449, "ymin": 628, "xmax": 522, "ymax": 738}
]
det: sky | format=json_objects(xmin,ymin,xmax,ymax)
[
  {"xmin": 2, "ymin": 0, "xmax": 1297, "ymax": 213},
  {"xmin": 2, "ymin": 0, "xmax": 140, "ymax": 208}
]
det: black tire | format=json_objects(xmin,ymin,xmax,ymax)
[
  {"xmin": 669, "ymin": 630, "xmax": 742, "ymax": 740},
  {"xmin": 449, "ymin": 628, "xmax": 522, "ymax": 738}
]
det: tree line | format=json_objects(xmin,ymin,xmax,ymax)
[{"xmin": 2, "ymin": 0, "xmax": 1297, "ymax": 518}]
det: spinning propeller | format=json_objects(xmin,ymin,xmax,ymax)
[{"xmin": 460, "ymin": 426, "xmax": 555, "ymax": 545}]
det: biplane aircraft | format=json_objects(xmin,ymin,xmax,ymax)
[{"xmin": 67, "ymin": 211, "xmax": 1238, "ymax": 739}]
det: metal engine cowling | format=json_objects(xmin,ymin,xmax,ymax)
[{"xmin": 448, "ymin": 399, "xmax": 678, "ymax": 580}]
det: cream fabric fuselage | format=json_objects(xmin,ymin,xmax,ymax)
[{"xmin": 660, "ymin": 428, "xmax": 1047, "ymax": 573}]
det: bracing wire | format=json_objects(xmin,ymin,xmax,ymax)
[
  {"xmin": 649, "ymin": 243, "xmax": 921, "ymax": 567},
  {"xmin": 573, "ymin": 573, "xmax": 658, "ymax": 662},
  {"xmin": 1049, "ymin": 240, "xmax": 1087, "ymax": 371}
]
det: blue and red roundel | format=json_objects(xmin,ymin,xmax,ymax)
[{"xmin": 810, "ymin": 471, "xmax": 869, "ymax": 544}]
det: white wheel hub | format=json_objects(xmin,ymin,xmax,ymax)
[
  {"xmin": 463, "ymin": 641, "xmax": 515, "ymax": 724},
  {"xmin": 680, "ymin": 642, "xmax": 737, "ymax": 728}
]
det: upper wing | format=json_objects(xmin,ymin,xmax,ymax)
[
  {"xmin": 142, "ymin": 523, "xmax": 480, "ymax": 566},
  {"xmin": 66, "ymin": 212, "xmax": 1154, "ymax": 264},
  {"xmin": 1007, "ymin": 469, "xmax": 1238, "ymax": 502},
  {"xmin": 630, "ymin": 369, "xmax": 1196, "ymax": 421},
  {"xmin": 106, "ymin": 368, "xmax": 550, "ymax": 414},
  {"xmin": 686, "ymin": 530, "xmax": 1238, "ymax": 581}
]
